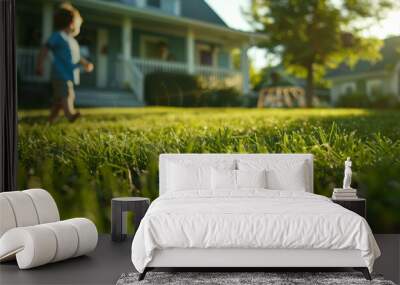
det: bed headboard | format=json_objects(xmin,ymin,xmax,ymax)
[{"xmin": 159, "ymin": 154, "xmax": 314, "ymax": 195}]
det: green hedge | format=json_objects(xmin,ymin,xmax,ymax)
[
  {"xmin": 17, "ymin": 108, "xmax": 400, "ymax": 233},
  {"xmin": 144, "ymin": 72, "xmax": 202, "ymax": 106},
  {"xmin": 336, "ymin": 92, "xmax": 400, "ymax": 108},
  {"xmin": 144, "ymin": 72, "xmax": 242, "ymax": 107}
]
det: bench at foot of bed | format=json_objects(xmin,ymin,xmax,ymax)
[{"xmin": 137, "ymin": 267, "xmax": 372, "ymax": 281}]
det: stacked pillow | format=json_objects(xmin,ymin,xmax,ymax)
[
  {"xmin": 237, "ymin": 159, "xmax": 309, "ymax": 192},
  {"xmin": 166, "ymin": 159, "xmax": 235, "ymax": 192},
  {"xmin": 166, "ymin": 158, "xmax": 309, "ymax": 193}
]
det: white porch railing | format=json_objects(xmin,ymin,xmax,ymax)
[
  {"xmin": 114, "ymin": 58, "xmax": 144, "ymax": 102},
  {"xmin": 129, "ymin": 58, "xmax": 242, "ymax": 90},
  {"xmin": 131, "ymin": 64, "xmax": 144, "ymax": 102},
  {"xmin": 195, "ymin": 65, "xmax": 238, "ymax": 80},
  {"xmin": 195, "ymin": 65, "xmax": 242, "ymax": 90},
  {"xmin": 17, "ymin": 48, "xmax": 49, "ymax": 82},
  {"xmin": 131, "ymin": 58, "xmax": 188, "ymax": 75}
]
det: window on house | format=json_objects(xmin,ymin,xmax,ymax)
[
  {"xmin": 196, "ymin": 44, "xmax": 215, "ymax": 66},
  {"xmin": 367, "ymin": 79, "xmax": 383, "ymax": 96},
  {"xmin": 199, "ymin": 50, "xmax": 213, "ymax": 66},
  {"xmin": 143, "ymin": 0, "xmax": 180, "ymax": 15},
  {"xmin": 147, "ymin": 0, "xmax": 161, "ymax": 8},
  {"xmin": 370, "ymin": 85, "xmax": 381, "ymax": 95},
  {"xmin": 345, "ymin": 85, "xmax": 354, "ymax": 94},
  {"xmin": 141, "ymin": 36, "xmax": 169, "ymax": 60},
  {"xmin": 341, "ymin": 82, "xmax": 356, "ymax": 95},
  {"xmin": 144, "ymin": 41, "xmax": 163, "ymax": 59}
]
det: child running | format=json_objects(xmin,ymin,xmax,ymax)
[{"xmin": 36, "ymin": 3, "xmax": 94, "ymax": 123}]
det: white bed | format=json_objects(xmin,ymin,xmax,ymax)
[{"xmin": 131, "ymin": 154, "xmax": 380, "ymax": 280}]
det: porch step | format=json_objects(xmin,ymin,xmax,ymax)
[{"xmin": 75, "ymin": 89, "xmax": 144, "ymax": 107}]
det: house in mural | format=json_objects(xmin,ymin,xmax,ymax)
[
  {"xmin": 327, "ymin": 36, "xmax": 400, "ymax": 104},
  {"xmin": 16, "ymin": 0, "xmax": 264, "ymax": 107}
]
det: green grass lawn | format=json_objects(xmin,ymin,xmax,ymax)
[{"xmin": 18, "ymin": 108, "xmax": 400, "ymax": 233}]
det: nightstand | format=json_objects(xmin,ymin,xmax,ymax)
[
  {"xmin": 111, "ymin": 197, "xmax": 150, "ymax": 242},
  {"xmin": 331, "ymin": 198, "xmax": 366, "ymax": 218}
]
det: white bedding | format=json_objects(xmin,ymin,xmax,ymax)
[{"xmin": 131, "ymin": 190, "xmax": 380, "ymax": 273}]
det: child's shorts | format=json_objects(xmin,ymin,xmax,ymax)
[{"xmin": 52, "ymin": 80, "xmax": 75, "ymax": 100}]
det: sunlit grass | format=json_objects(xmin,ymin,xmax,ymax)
[{"xmin": 17, "ymin": 108, "xmax": 400, "ymax": 233}]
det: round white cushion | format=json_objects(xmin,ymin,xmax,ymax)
[
  {"xmin": 0, "ymin": 218, "xmax": 98, "ymax": 269},
  {"xmin": 0, "ymin": 191, "xmax": 40, "ymax": 228},
  {"xmin": 42, "ymin": 221, "xmax": 79, "ymax": 262},
  {"xmin": 0, "ymin": 196, "xmax": 17, "ymax": 237},
  {"xmin": 65, "ymin": 218, "xmax": 98, "ymax": 257},
  {"xmin": 0, "ymin": 189, "xmax": 60, "ymax": 237},
  {"xmin": 0, "ymin": 226, "xmax": 57, "ymax": 268},
  {"xmin": 23, "ymin": 189, "xmax": 60, "ymax": 224}
]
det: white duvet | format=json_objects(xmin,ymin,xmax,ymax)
[{"xmin": 131, "ymin": 190, "xmax": 380, "ymax": 273}]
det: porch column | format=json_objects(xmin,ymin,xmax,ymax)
[
  {"xmin": 41, "ymin": 2, "xmax": 53, "ymax": 80},
  {"xmin": 186, "ymin": 29, "xmax": 195, "ymax": 74},
  {"xmin": 212, "ymin": 47, "xmax": 219, "ymax": 68},
  {"xmin": 122, "ymin": 17, "xmax": 132, "ymax": 83},
  {"xmin": 228, "ymin": 47, "xmax": 234, "ymax": 70},
  {"xmin": 96, "ymin": 29, "xmax": 109, "ymax": 88},
  {"xmin": 241, "ymin": 44, "xmax": 250, "ymax": 94}
]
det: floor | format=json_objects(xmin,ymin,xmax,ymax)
[
  {"xmin": 1, "ymin": 234, "xmax": 399, "ymax": 285},
  {"xmin": 374, "ymin": 234, "xmax": 400, "ymax": 284},
  {"xmin": 0, "ymin": 235, "xmax": 134, "ymax": 285}
]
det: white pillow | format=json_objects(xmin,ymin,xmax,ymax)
[
  {"xmin": 236, "ymin": 169, "xmax": 267, "ymax": 189},
  {"xmin": 211, "ymin": 169, "xmax": 268, "ymax": 190},
  {"xmin": 167, "ymin": 162, "xmax": 212, "ymax": 191},
  {"xmin": 212, "ymin": 168, "xmax": 236, "ymax": 190},
  {"xmin": 238, "ymin": 159, "xmax": 308, "ymax": 191}
]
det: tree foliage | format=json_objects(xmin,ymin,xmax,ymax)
[{"xmin": 248, "ymin": 0, "xmax": 396, "ymax": 106}]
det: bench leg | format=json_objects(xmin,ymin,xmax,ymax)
[
  {"xmin": 138, "ymin": 268, "xmax": 148, "ymax": 281},
  {"xmin": 354, "ymin": 267, "xmax": 371, "ymax": 280}
]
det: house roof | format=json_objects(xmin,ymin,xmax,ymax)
[
  {"xmin": 112, "ymin": 0, "xmax": 227, "ymax": 27},
  {"xmin": 181, "ymin": 0, "xmax": 227, "ymax": 27},
  {"xmin": 73, "ymin": 0, "xmax": 266, "ymax": 43},
  {"xmin": 327, "ymin": 36, "xmax": 400, "ymax": 79}
]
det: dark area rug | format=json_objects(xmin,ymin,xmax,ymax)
[{"xmin": 116, "ymin": 272, "xmax": 396, "ymax": 285}]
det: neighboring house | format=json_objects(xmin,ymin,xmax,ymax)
[
  {"xmin": 16, "ymin": 0, "xmax": 264, "ymax": 106},
  {"xmin": 327, "ymin": 36, "xmax": 400, "ymax": 104}
]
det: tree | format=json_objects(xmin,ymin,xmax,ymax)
[{"xmin": 248, "ymin": 0, "xmax": 395, "ymax": 107}]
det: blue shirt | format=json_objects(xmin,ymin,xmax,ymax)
[{"xmin": 46, "ymin": 31, "xmax": 81, "ymax": 84}]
